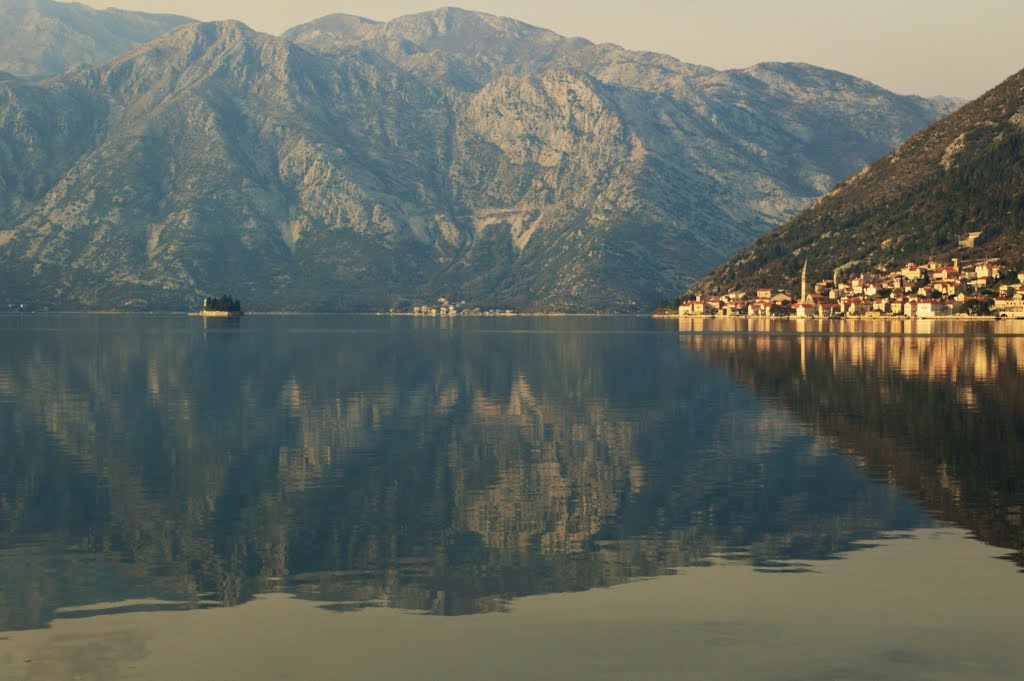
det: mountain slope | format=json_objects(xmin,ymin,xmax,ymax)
[
  {"xmin": 0, "ymin": 0, "xmax": 194, "ymax": 79},
  {"xmin": 1, "ymin": 21, "xmax": 457, "ymax": 308},
  {"xmin": 0, "ymin": 12, "xmax": 956, "ymax": 311},
  {"xmin": 692, "ymin": 68, "xmax": 1024, "ymax": 295}
]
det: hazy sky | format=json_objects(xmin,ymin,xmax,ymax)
[{"xmin": 79, "ymin": 0, "xmax": 1024, "ymax": 98}]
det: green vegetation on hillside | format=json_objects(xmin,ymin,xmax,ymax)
[{"xmin": 693, "ymin": 69, "xmax": 1024, "ymax": 295}]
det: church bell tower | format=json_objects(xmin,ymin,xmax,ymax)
[{"xmin": 801, "ymin": 259, "xmax": 809, "ymax": 303}]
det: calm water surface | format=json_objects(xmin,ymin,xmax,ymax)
[{"xmin": 0, "ymin": 315, "xmax": 1022, "ymax": 680}]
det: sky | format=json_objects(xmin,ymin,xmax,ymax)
[{"xmin": 79, "ymin": 0, "xmax": 1024, "ymax": 99}]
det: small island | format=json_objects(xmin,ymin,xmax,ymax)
[{"xmin": 199, "ymin": 294, "xmax": 244, "ymax": 318}]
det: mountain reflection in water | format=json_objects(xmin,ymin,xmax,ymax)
[{"xmin": 0, "ymin": 315, "xmax": 1018, "ymax": 634}]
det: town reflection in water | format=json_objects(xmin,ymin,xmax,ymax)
[
  {"xmin": 0, "ymin": 315, "xmax": 1020, "ymax": 635},
  {"xmin": 677, "ymin": 316, "xmax": 1024, "ymax": 567}
]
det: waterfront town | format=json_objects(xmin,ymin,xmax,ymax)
[
  {"xmin": 405, "ymin": 298, "xmax": 518, "ymax": 317},
  {"xmin": 674, "ymin": 258, "xmax": 1024, "ymax": 319}
]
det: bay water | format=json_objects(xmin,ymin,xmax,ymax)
[{"xmin": 0, "ymin": 315, "xmax": 1021, "ymax": 680}]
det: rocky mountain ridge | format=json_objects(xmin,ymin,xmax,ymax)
[{"xmin": 0, "ymin": 9, "xmax": 957, "ymax": 310}]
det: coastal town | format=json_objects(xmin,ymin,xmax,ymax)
[
  {"xmin": 673, "ymin": 257, "xmax": 1024, "ymax": 319},
  {"xmin": 404, "ymin": 298, "xmax": 518, "ymax": 317}
]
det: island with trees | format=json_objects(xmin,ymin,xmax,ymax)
[{"xmin": 200, "ymin": 295, "xmax": 244, "ymax": 318}]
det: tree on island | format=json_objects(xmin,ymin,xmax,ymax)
[{"xmin": 204, "ymin": 295, "xmax": 243, "ymax": 313}]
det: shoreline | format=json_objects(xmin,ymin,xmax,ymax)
[
  {"xmin": 663, "ymin": 314, "xmax": 1013, "ymax": 322},
  {"xmin": 0, "ymin": 310, "xmax": 647, "ymax": 318},
  {"xmin": 0, "ymin": 310, "xmax": 1016, "ymax": 319},
  {"xmin": 4, "ymin": 310, "xmax": 1022, "ymax": 325}
]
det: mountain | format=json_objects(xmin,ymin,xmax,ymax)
[
  {"xmin": 0, "ymin": 11, "xmax": 956, "ymax": 311},
  {"xmin": 692, "ymin": 67, "xmax": 1024, "ymax": 296},
  {"xmin": 282, "ymin": 7, "xmax": 597, "ymax": 90},
  {"xmin": 0, "ymin": 0, "xmax": 193, "ymax": 79}
]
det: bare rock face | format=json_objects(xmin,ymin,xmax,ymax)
[
  {"xmin": 464, "ymin": 71, "xmax": 629, "ymax": 169},
  {"xmin": 0, "ymin": 10, "xmax": 957, "ymax": 311}
]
